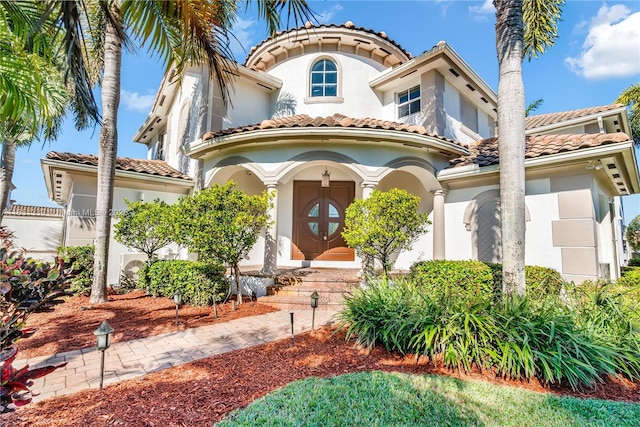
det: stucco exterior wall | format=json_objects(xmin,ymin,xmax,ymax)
[
  {"xmin": 225, "ymin": 79, "xmax": 274, "ymax": 129},
  {"xmin": 4, "ymin": 216, "xmax": 62, "ymax": 261},
  {"xmin": 267, "ymin": 52, "xmax": 387, "ymax": 119},
  {"xmin": 444, "ymin": 180, "xmax": 563, "ymax": 274}
]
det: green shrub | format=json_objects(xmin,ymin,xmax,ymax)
[
  {"xmin": 57, "ymin": 245, "xmax": 94, "ymax": 296},
  {"xmin": 487, "ymin": 263, "xmax": 565, "ymax": 301},
  {"xmin": 338, "ymin": 274, "xmax": 640, "ymax": 389},
  {"xmin": 409, "ymin": 260, "xmax": 495, "ymax": 301},
  {"xmin": 564, "ymin": 281, "xmax": 640, "ymax": 380},
  {"xmin": 619, "ymin": 267, "xmax": 640, "ymax": 286},
  {"xmin": 142, "ymin": 260, "xmax": 228, "ymax": 306},
  {"xmin": 338, "ymin": 279, "xmax": 422, "ymax": 352},
  {"xmin": 628, "ymin": 258, "xmax": 640, "ymax": 267},
  {"xmin": 492, "ymin": 298, "xmax": 620, "ymax": 389}
]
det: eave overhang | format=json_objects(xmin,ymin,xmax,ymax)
[
  {"xmin": 525, "ymin": 105, "xmax": 631, "ymax": 136},
  {"xmin": 438, "ymin": 140, "xmax": 640, "ymax": 196},
  {"xmin": 41, "ymin": 158, "xmax": 195, "ymax": 204},
  {"xmin": 370, "ymin": 42, "xmax": 497, "ymax": 113},
  {"xmin": 187, "ymin": 127, "xmax": 469, "ymax": 161}
]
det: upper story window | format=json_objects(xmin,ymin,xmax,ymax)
[
  {"xmin": 310, "ymin": 59, "xmax": 338, "ymax": 97},
  {"xmin": 154, "ymin": 134, "xmax": 166, "ymax": 160},
  {"xmin": 397, "ymin": 85, "xmax": 420, "ymax": 118}
]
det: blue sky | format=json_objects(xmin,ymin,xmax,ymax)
[{"xmin": 13, "ymin": 0, "xmax": 640, "ymax": 217}]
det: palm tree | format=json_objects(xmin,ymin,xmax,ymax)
[
  {"xmin": 494, "ymin": 0, "xmax": 563, "ymax": 296},
  {"xmin": 42, "ymin": 0, "xmax": 314, "ymax": 303},
  {"xmin": 525, "ymin": 99, "xmax": 543, "ymax": 117},
  {"xmin": 615, "ymin": 82, "xmax": 640, "ymax": 144},
  {"xmin": 0, "ymin": 1, "xmax": 71, "ymax": 223}
]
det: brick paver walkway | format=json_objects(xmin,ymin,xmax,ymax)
[{"xmin": 17, "ymin": 309, "xmax": 337, "ymax": 403}]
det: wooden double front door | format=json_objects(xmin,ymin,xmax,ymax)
[{"xmin": 292, "ymin": 181, "xmax": 355, "ymax": 261}]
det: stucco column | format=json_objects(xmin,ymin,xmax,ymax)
[
  {"xmin": 262, "ymin": 183, "xmax": 278, "ymax": 275},
  {"xmin": 362, "ymin": 182, "xmax": 376, "ymax": 199},
  {"xmin": 432, "ymin": 190, "xmax": 446, "ymax": 260}
]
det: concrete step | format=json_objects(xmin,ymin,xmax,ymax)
[
  {"xmin": 258, "ymin": 268, "xmax": 362, "ymax": 311},
  {"xmin": 258, "ymin": 295, "xmax": 344, "ymax": 311},
  {"xmin": 267, "ymin": 283, "xmax": 357, "ymax": 297}
]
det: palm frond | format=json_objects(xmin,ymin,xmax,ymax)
[{"xmin": 522, "ymin": 0, "xmax": 564, "ymax": 60}]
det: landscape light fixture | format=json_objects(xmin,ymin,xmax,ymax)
[
  {"xmin": 94, "ymin": 320, "xmax": 114, "ymax": 391},
  {"xmin": 290, "ymin": 312, "xmax": 295, "ymax": 345},
  {"xmin": 321, "ymin": 168, "xmax": 331, "ymax": 187},
  {"xmin": 310, "ymin": 290, "xmax": 319, "ymax": 330},
  {"xmin": 174, "ymin": 289, "xmax": 182, "ymax": 327}
]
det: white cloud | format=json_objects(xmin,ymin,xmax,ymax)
[
  {"xmin": 565, "ymin": 5, "xmax": 640, "ymax": 79},
  {"xmin": 120, "ymin": 89, "xmax": 155, "ymax": 113},
  {"xmin": 316, "ymin": 4, "xmax": 343, "ymax": 25},
  {"xmin": 469, "ymin": 0, "xmax": 494, "ymax": 17},
  {"xmin": 230, "ymin": 17, "xmax": 257, "ymax": 60}
]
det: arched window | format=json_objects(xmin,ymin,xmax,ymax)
[{"xmin": 310, "ymin": 59, "xmax": 338, "ymax": 97}]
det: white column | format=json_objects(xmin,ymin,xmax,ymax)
[
  {"xmin": 432, "ymin": 190, "xmax": 446, "ymax": 260},
  {"xmin": 262, "ymin": 183, "xmax": 278, "ymax": 274},
  {"xmin": 362, "ymin": 183, "xmax": 376, "ymax": 199}
]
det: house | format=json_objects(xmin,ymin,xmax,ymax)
[{"xmin": 42, "ymin": 22, "xmax": 638, "ymax": 286}]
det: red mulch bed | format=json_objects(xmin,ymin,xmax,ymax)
[
  {"xmin": 15, "ymin": 290, "xmax": 278, "ymax": 359},
  {"xmin": 3, "ymin": 291, "xmax": 639, "ymax": 426}
]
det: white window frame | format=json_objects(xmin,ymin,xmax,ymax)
[
  {"xmin": 397, "ymin": 85, "xmax": 421, "ymax": 118},
  {"xmin": 304, "ymin": 56, "xmax": 343, "ymax": 104},
  {"xmin": 310, "ymin": 59, "xmax": 338, "ymax": 97}
]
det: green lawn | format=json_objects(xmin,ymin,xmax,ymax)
[{"xmin": 216, "ymin": 371, "xmax": 640, "ymax": 427}]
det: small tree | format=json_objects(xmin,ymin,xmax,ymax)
[
  {"xmin": 114, "ymin": 199, "xmax": 174, "ymax": 261},
  {"xmin": 626, "ymin": 215, "xmax": 640, "ymax": 254},
  {"xmin": 342, "ymin": 188, "xmax": 431, "ymax": 279},
  {"xmin": 173, "ymin": 182, "xmax": 272, "ymax": 305},
  {"xmin": 114, "ymin": 199, "xmax": 174, "ymax": 288}
]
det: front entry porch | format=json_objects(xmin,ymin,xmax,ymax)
[{"xmin": 239, "ymin": 266, "xmax": 361, "ymax": 311}]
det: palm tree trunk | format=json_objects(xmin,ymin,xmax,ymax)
[
  {"xmin": 90, "ymin": 4, "xmax": 122, "ymax": 304},
  {"xmin": 495, "ymin": 0, "xmax": 526, "ymax": 297},
  {"xmin": 0, "ymin": 139, "xmax": 16, "ymax": 224}
]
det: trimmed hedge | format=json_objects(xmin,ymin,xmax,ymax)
[
  {"xmin": 409, "ymin": 260, "xmax": 495, "ymax": 300},
  {"xmin": 409, "ymin": 260, "xmax": 564, "ymax": 302},
  {"xmin": 57, "ymin": 245, "xmax": 94, "ymax": 295},
  {"xmin": 141, "ymin": 260, "xmax": 229, "ymax": 306},
  {"xmin": 488, "ymin": 263, "xmax": 565, "ymax": 301}
]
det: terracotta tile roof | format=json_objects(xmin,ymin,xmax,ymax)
[
  {"xmin": 449, "ymin": 132, "xmax": 632, "ymax": 168},
  {"xmin": 244, "ymin": 22, "xmax": 411, "ymax": 66},
  {"xmin": 4, "ymin": 205, "xmax": 63, "ymax": 217},
  {"xmin": 525, "ymin": 104, "xmax": 625, "ymax": 130},
  {"xmin": 45, "ymin": 152, "xmax": 192, "ymax": 181},
  {"xmin": 203, "ymin": 113, "xmax": 460, "ymax": 146}
]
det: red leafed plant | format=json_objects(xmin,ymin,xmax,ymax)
[{"xmin": 0, "ymin": 226, "xmax": 75, "ymax": 412}]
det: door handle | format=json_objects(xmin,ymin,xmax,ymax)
[{"xmin": 323, "ymin": 235, "xmax": 327, "ymax": 240}]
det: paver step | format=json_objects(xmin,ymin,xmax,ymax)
[
  {"xmin": 258, "ymin": 295, "xmax": 344, "ymax": 311},
  {"xmin": 258, "ymin": 268, "xmax": 362, "ymax": 310},
  {"xmin": 267, "ymin": 283, "xmax": 357, "ymax": 297}
]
